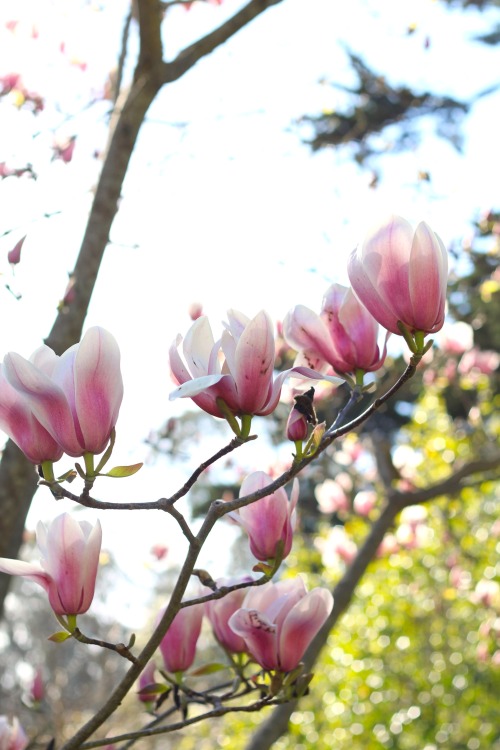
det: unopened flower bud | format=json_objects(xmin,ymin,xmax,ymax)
[{"xmin": 286, "ymin": 406, "xmax": 308, "ymax": 442}]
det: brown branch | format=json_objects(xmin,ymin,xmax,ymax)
[
  {"xmin": 161, "ymin": 0, "xmax": 285, "ymax": 83},
  {"xmin": 72, "ymin": 628, "xmax": 139, "ymax": 665},
  {"xmin": 78, "ymin": 695, "xmax": 281, "ymax": 749}
]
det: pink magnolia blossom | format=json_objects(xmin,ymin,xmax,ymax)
[
  {"xmin": 30, "ymin": 668, "xmax": 44, "ymax": 703},
  {"xmin": 228, "ymin": 577, "xmax": 333, "ymax": 673},
  {"xmin": 0, "ymin": 716, "xmax": 28, "ymax": 750},
  {"xmin": 0, "ymin": 513, "xmax": 101, "ymax": 616},
  {"xmin": 437, "ymin": 321, "xmax": 474, "ymax": 355},
  {"xmin": 137, "ymin": 661, "xmax": 158, "ymax": 703},
  {"xmin": 229, "ymin": 472, "xmax": 298, "ymax": 562},
  {"xmin": 52, "ymin": 135, "xmax": 76, "ymax": 163},
  {"xmin": 284, "ymin": 283, "xmax": 387, "ymax": 375},
  {"xmin": 158, "ymin": 602, "xmax": 203, "ymax": 673},
  {"xmin": 2, "ymin": 327, "xmax": 123, "ymax": 457},
  {"xmin": 205, "ymin": 576, "xmax": 253, "ymax": 653},
  {"xmin": 0, "ymin": 365, "xmax": 64, "ymax": 463},
  {"xmin": 458, "ymin": 348, "xmax": 500, "ymax": 376},
  {"xmin": 353, "ymin": 490, "xmax": 377, "ymax": 516},
  {"xmin": 169, "ymin": 310, "xmax": 340, "ymax": 419},
  {"xmin": 348, "ymin": 215, "xmax": 448, "ymax": 335}
]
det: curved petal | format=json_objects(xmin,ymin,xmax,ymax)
[
  {"xmin": 183, "ymin": 316, "xmax": 217, "ymax": 377},
  {"xmin": 348, "ymin": 247, "xmax": 400, "ymax": 334},
  {"xmin": 360, "ymin": 216, "xmax": 414, "ymax": 319},
  {"xmin": 284, "ymin": 305, "xmax": 339, "ymax": 364},
  {"xmin": 169, "ymin": 373, "xmax": 225, "ymax": 400},
  {"xmin": 43, "ymin": 514, "xmax": 101, "ymax": 615},
  {"xmin": 72, "ymin": 328, "xmax": 124, "ymax": 454},
  {"xmin": 0, "ymin": 558, "xmax": 51, "ymax": 592},
  {"xmin": 278, "ymin": 588, "xmax": 333, "ymax": 672},
  {"xmin": 4, "ymin": 352, "xmax": 82, "ymax": 456},
  {"xmin": 228, "ymin": 608, "xmax": 279, "ymax": 670},
  {"xmin": 408, "ymin": 222, "xmax": 448, "ymax": 332},
  {"xmin": 30, "ymin": 344, "xmax": 60, "ymax": 376},
  {"xmin": 169, "ymin": 334, "xmax": 192, "ymax": 386},
  {"xmin": 0, "ymin": 367, "xmax": 63, "ymax": 463},
  {"xmin": 258, "ymin": 366, "xmax": 342, "ymax": 417},
  {"xmin": 232, "ymin": 311, "xmax": 275, "ymax": 414}
]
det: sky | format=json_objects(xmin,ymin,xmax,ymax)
[{"xmin": 0, "ymin": 0, "xmax": 498, "ymax": 624}]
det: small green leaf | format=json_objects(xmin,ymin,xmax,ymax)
[
  {"xmin": 188, "ymin": 662, "xmax": 228, "ymax": 677},
  {"xmin": 102, "ymin": 463, "xmax": 143, "ymax": 478},
  {"xmin": 57, "ymin": 469, "xmax": 77, "ymax": 483},
  {"xmin": 75, "ymin": 463, "xmax": 86, "ymax": 479},
  {"xmin": 48, "ymin": 630, "xmax": 73, "ymax": 643},
  {"xmin": 252, "ymin": 562, "xmax": 273, "ymax": 575}
]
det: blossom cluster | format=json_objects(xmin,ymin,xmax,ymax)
[{"xmin": 0, "ymin": 215, "xmax": 449, "ymax": 740}]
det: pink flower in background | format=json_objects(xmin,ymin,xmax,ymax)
[
  {"xmin": 315, "ymin": 479, "xmax": 349, "ymax": 514},
  {"xmin": 438, "ymin": 321, "xmax": 474, "ymax": 355},
  {"xmin": 205, "ymin": 577, "xmax": 253, "ymax": 653},
  {"xmin": 169, "ymin": 310, "xmax": 340, "ymax": 419},
  {"xmin": 353, "ymin": 490, "xmax": 377, "ymax": 516},
  {"xmin": 318, "ymin": 526, "xmax": 357, "ymax": 566},
  {"xmin": 284, "ymin": 283, "xmax": 387, "ymax": 375},
  {"xmin": 158, "ymin": 603, "xmax": 203, "ymax": 673},
  {"xmin": 458, "ymin": 348, "xmax": 500, "ymax": 376},
  {"xmin": 3, "ymin": 327, "xmax": 123, "ymax": 457},
  {"xmin": 348, "ymin": 215, "xmax": 448, "ymax": 335},
  {"xmin": 29, "ymin": 669, "xmax": 44, "ymax": 703},
  {"xmin": 0, "ymin": 365, "xmax": 64, "ymax": 463},
  {"xmin": 188, "ymin": 301, "xmax": 203, "ymax": 321},
  {"xmin": 0, "ymin": 716, "xmax": 28, "ymax": 750},
  {"xmin": 229, "ymin": 472, "xmax": 298, "ymax": 562},
  {"xmin": 7, "ymin": 235, "xmax": 25, "ymax": 266},
  {"xmin": 0, "ymin": 513, "xmax": 101, "ymax": 616},
  {"xmin": 52, "ymin": 135, "xmax": 76, "ymax": 163},
  {"xmin": 228, "ymin": 577, "xmax": 333, "ymax": 673}
]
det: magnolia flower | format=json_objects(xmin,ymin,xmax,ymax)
[
  {"xmin": 229, "ymin": 577, "xmax": 333, "ymax": 673},
  {"xmin": 29, "ymin": 668, "xmax": 44, "ymax": 703},
  {"xmin": 158, "ymin": 602, "xmax": 204, "ymax": 673},
  {"xmin": 348, "ymin": 215, "xmax": 448, "ymax": 335},
  {"xmin": 205, "ymin": 576, "xmax": 253, "ymax": 653},
  {"xmin": 0, "ymin": 513, "xmax": 101, "ymax": 616},
  {"xmin": 2, "ymin": 327, "xmax": 123, "ymax": 457},
  {"xmin": 137, "ymin": 661, "xmax": 159, "ymax": 704},
  {"xmin": 169, "ymin": 310, "xmax": 340, "ymax": 419},
  {"xmin": 229, "ymin": 472, "xmax": 298, "ymax": 563},
  {"xmin": 0, "ymin": 365, "xmax": 64, "ymax": 463},
  {"xmin": 0, "ymin": 716, "xmax": 28, "ymax": 750},
  {"xmin": 284, "ymin": 284, "xmax": 387, "ymax": 375}
]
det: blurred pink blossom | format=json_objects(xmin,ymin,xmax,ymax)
[
  {"xmin": 0, "ymin": 716, "xmax": 28, "ymax": 750},
  {"xmin": 315, "ymin": 479, "xmax": 349, "ymax": 514},
  {"xmin": 353, "ymin": 490, "xmax": 377, "ymax": 516}
]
